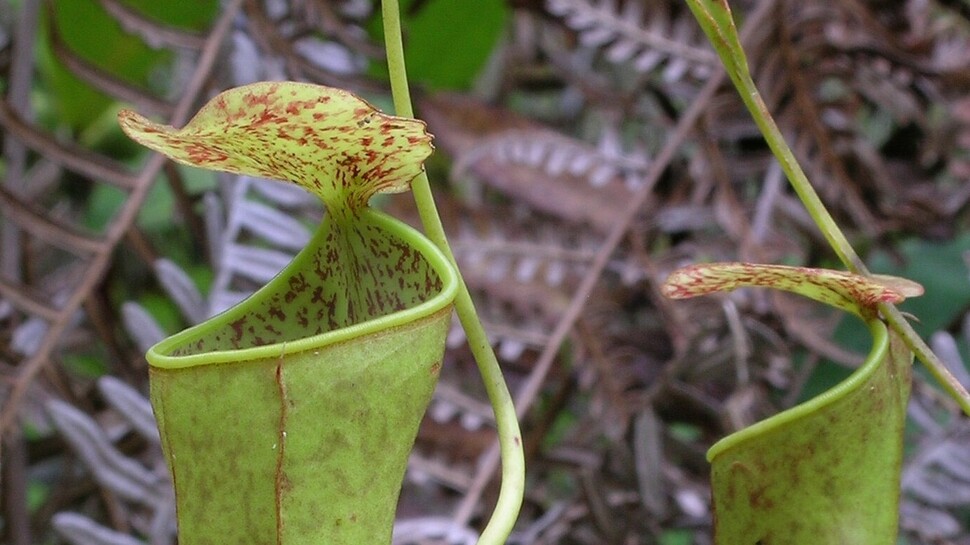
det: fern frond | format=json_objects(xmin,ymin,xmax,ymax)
[
  {"xmin": 454, "ymin": 128, "xmax": 650, "ymax": 191},
  {"xmin": 52, "ymin": 512, "xmax": 147, "ymax": 545},
  {"xmin": 231, "ymin": 200, "xmax": 312, "ymax": 251},
  {"xmin": 120, "ymin": 303, "xmax": 166, "ymax": 354},
  {"xmin": 50, "ymin": 382, "xmax": 176, "ymax": 545},
  {"xmin": 901, "ymin": 422, "xmax": 970, "ymax": 540},
  {"xmin": 899, "ymin": 321, "xmax": 970, "ymax": 539},
  {"xmin": 98, "ymin": 376, "xmax": 160, "ymax": 444},
  {"xmin": 240, "ymin": 0, "xmax": 381, "ymax": 89},
  {"xmin": 899, "ymin": 501, "xmax": 962, "ymax": 541},
  {"xmin": 546, "ymin": 0, "xmax": 716, "ymax": 79},
  {"xmin": 153, "ymin": 259, "xmax": 207, "ymax": 325},
  {"xmin": 47, "ymin": 399, "xmax": 167, "ymax": 507},
  {"xmin": 202, "ymin": 175, "xmax": 319, "ymax": 316},
  {"xmin": 11, "ymin": 288, "xmax": 77, "ymax": 356}
]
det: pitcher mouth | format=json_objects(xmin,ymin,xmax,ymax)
[
  {"xmin": 147, "ymin": 209, "xmax": 458, "ymax": 370},
  {"xmin": 707, "ymin": 317, "xmax": 889, "ymax": 460}
]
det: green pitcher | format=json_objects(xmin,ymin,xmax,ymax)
[
  {"xmin": 121, "ymin": 81, "xmax": 458, "ymax": 545},
  {"xmin": 664, "ymin": 263, "xmax": 918, "ymax": 545}
]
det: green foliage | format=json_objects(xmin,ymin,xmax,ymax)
[
  {"xmin": 27, "ymin": 481, "xmax": 50, "ymax": 513},
  {"xmin": 371, "ymin": 0, "xmax": 508, "ymax": 90},
  {"xmin": 667, "ymin": 422, "xmax": 702, "ymax": 442},
  {"xmin": 83, "ymin": 184, "xmax": 126, "ymax": 232},
  {"xmin": 118, "ymin": 0, "xmax": 217, "ymax": 28},
  {"xmin": 873, "ymin": 234, "xmax": 970, "ymax": 336},
  {"xmin": 37, "ymin": 0, "xmax": 217, "ymax": 130},
  {"xmin": 84, "ymin": 164, "xmax": 215, "ymax": 233},
  {"xmin": 659, "ymin": 529, "xmax": 695, "ymax": 545},
  {"xmin": 138, "ymin": 166, "xmax": 217, "ymax": 231},
  {"xmin": 135, "ymin": 292, "xmax": 186, "ymax": 337}
]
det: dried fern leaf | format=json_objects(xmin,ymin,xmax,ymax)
[
  {"xmin": 931, "ymin": 330, "xmax": 970, "ymax": 389},
  {"xmin": 0, "ymin": 0, "xmax": 241, "ymax": 435},
  {"xmin": 454, "ymin": 128, "xmax": 650, "ymax": 191},
  {"xmin": 207, "ymin": 290, "xmax": 250, "ymax": 316},
  {"xmin": 97, "ymin": 376, "xmax": 160, "ymax": 444},
  {"xmin": 421, "ymin": 94, "xmax": 639, "ymax": 231},
  {"xmin": 249, "ymin": 175, "xmax": 319, "ymax": 207},
  {"xmin": 228, "ymin": 199, "xmax": 311, "ymax": 251},
  {"xmin": 392, "ymin": 517, "xmax": 478, "ymax": 545},
  {"xmin": 47, "ymin": 399, "xmax": 165, "ymax": 506},
  {"xmin": 11, "ymin": 316, "xmax": 49, "ymax": 356},
  {"xmin": 202, "ymin": 191, "xmax": 225, "ymax": 264},
  {"xmin": 98, "ymin": 0, "xmax": 207, "ymax": 50},
  {"xmin": 120, "ymin": 302, "xmax": 166, "ymax": 353},
  {"xmin": 899, "ymin": 500, "xmax": 962, "ymax": 540},
  {"xmin": 52, "ymin": 512, "xmax": 147, "ymax": 545},
  {"xmin": 153, "ymin": 259, "xmax": 207, "ymax": 325},
  {"xmin": 218, "ymin": 243, "xmax": 294, "ymax": 284},
  {"xmin": 547, "ymin": 0, "xmax": 716, "ymax": 78}
]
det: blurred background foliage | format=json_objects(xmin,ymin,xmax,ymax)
[{"xmin": 2, "ymin": 0, "xmax": 970, "ymax": 544}]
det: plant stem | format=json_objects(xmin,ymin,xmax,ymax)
[
  {"xmin": 738, "ymin": 84, "xmax": 867, "ymax": 273},
  {"xmin": 686, "ymin": 1, "xmax": 864, "ymax": 274},
  {"xmin": 882, "ymin": 305, "xmax": 970, "ymax": 415},
  {"xmin": 685, "ymin": 0, "xmax": 970, "ymax": 415},
  {"xmin": 380, "ymin": 2, "xmax": 525, "ymax": 542}
]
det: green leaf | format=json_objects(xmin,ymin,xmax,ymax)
[
  {"xmin": 660, "ymin": 529, "xmax": 696, "ymax": 545},
  {"xmin": 27, "ymin": 481, "xmax": 50, "ymax": 512},
  {"xmin": 371, "ymin": 0, "xmax": 508, "ymax": 90},
  {"xmin": 121, "ymin": 82, "xmax": 458, "ymax": 544},
  {"xmin": 84, "ymin": 184, "xmax": 126, "ymax": 232},
  {"xmin": 38, "ymin": 0, "xmax": 218, "ymax": 129},
  {"xmin": 870, "ymin": 234, "xmax": 970, "ymax": 335}
]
